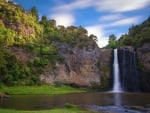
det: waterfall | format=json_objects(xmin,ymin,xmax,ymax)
[
  {"xmin": 112, "ymin": 49, "xmax": 122, "ymax": 92},
  {"xmin": 118, "ymin": 48, "xmax": 140, "ymax": 92}
]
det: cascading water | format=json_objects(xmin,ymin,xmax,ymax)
[
  {"xmin": 112, "ymin": 49, "xmax": 122, "ymax": 92},
  {"xmin": 118, "ymin": 48, "xmax": 140, "ymax": 92}
]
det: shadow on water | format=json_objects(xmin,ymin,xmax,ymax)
[{"xmin": 0, "ymin": 92, "xmax": 150, "ymax": 110}]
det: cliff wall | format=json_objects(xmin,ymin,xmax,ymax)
[{"xmin": 40, "ymin": 43, "xmax": 112, "ymax": 88}]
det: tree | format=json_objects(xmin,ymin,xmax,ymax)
[
  {"xmin": 49, "ymin": 19, "xmax": 56, "ymax": 28},
  {"xmin": 40, "ymin": 16, "xmax": 48, "ymax": 26},
  {"xmin": 108, "ymin": 34, "xmax": 117, "ymax": 49},
  {"xmin": 30, "ymin": 6, "xmax": 39, "ymax": 21}
]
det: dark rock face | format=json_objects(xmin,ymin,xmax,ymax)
[
  {"xmin": 118, "ymin": 44, "xmax": 150, "ymax": 92},
  {"xmin": 137, "ymin": 43, "xmax": 150, "ymax": 73},
  {"xmin": 137, "ymin": 43, "xmax": 150, "ymax": 91}
]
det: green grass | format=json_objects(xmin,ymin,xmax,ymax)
[
  {"xmin": 0, "ymin": 108, "xmax": 98, "ymax": 113},
  {"xmin": 0, "ymin": 85, "xmax": 86, "ymax": 95}
]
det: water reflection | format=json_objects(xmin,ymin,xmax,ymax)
[
  {"xmin": 0, "ymin": 92, "xmax": 150, "ymax": 110},
  {"xmin": 114, "ymin": 93, "xmax": 121, "ymax": 106}
]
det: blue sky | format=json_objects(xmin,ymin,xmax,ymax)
[{"xmin": 13, "ymin": 0, "xmax": 150, "ymax": 47}]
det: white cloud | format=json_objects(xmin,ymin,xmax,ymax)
[
  {"xmin": 86, "ymin": 25, "xmax": 108, "ymax": 48},
  {"xmin": 100, "ymin": 16, "xmax": 141, "ymax": 28},
  {"xmin": 96, "ymin": 0, "xmax": 150, "ymax": 12},
  {"xmin": 108, "ymin": 16, "xmax": 140, "ymax": 27},
  {"xmin": 50, "ymin": 13, "xmax": 75, "ymax": 27},
  {"xmin": 99, "ymin": 14, "xmax": 123, "ymax": 21},
  {"xmin": 52, "ymin": 0, "xmax": 92, "ymax": 12}
]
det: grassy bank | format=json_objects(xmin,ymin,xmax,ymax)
[
  {"xmin": 0, "ymin": 108, "xmax": 97, "ymax": 113},
  {"xmin": 0, "ymin": 103, "xmax": 97, "ymax": 113},
  {"xmin": 0, "ymin": 85, "xmax": 86, "ymax": 95}
]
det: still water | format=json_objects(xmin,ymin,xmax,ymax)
[{"xmin": 0, "ymin": 92, "xmax": 150, "ymax": 110}]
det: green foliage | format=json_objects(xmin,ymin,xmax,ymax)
[
  {"xmin": 40, "ymin": 16, "xmax": 49, "ymax": 26},
  {"xmin": 0, "ymin": 50, "xmax": 40, "ymax": 86},
  {"xmin": 30, "ymin": 6, "xmax": 39, "ymax": 21},
  {"xmin": 118, "ymin": 16, "xmax": 150, "ymax": 47},
  {"xmin": 0, "ymin": 21, "xmax": 16, "ymax": 46},
  {"xmin": 107, "ymin": 34, "xmax": 118, "ymax": 49},
  {"xmin": 32, "ymin": 57, "xmax": 48, "ymax": 67},
  {"xmin": 0, "ymin": 107, "xmax": 97, "ymax": 113},
  {"xmin": 40, "ymin": 17, "xmax": 97, "ymax": 48},
  {"xmin": 64, "ymin": 103, "xmax": 77, "ymax": 109},
  {"xmin": 0, "ymin": 0, "xmax": 43, "ymax": 46}
]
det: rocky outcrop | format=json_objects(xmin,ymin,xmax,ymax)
[
  {"xmin": 5, "ymin": 23, "xmax": 35, "ymax": 35},
  {"xmin": 6, "ymin": 47, "xmax": 35, "ymax": 64},
  {"xmin": 40, "ymin": 42, "xmax": 112, "ymax": 88},
  {"xmin": 137, "ymin": 43, "xmax": 150, "ymax": 91},
  {"xmin": 137, "ymin": 43, "xmax": 150, "ymax": 73}
]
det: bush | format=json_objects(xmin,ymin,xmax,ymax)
[
  {"xmin": 64, "ymin": 103, "xmax": 77, "ymax": 108},
  {"xmin": 40, "ymin": 46, "xmax": 50, "ymax": 55}
]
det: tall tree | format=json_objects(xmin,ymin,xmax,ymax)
[
  {"xmin": 108, "ymin": 34, "xmax": 117, "ymax": 49},
  {"xmin": 40, "ymin": 16, "xmax": 48, "ymax": 26},
  {"xmin": 30, "ymin": 6, "xmax": 39, "ymax": 21},
  {"xmin": 48, "ymin": 19, "xmax": 56, "ymax": 28}
]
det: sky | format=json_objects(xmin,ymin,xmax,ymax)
[{"xmin": 13, "ymin": 0, "xmax": 150, "ymax": 48}]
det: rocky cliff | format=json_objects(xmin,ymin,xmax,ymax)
[
  {"xmin": 137, "ymin": 43, "xmax": 150, "ymax": 73},
  {"xmin": 40, "ymin": 42, "xmax": 112, "ymax": 88},
  {"xmin": 137, "ymin": 43, "xmax": 150, "ymax": 91}
]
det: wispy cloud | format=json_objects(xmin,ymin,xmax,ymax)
[
  {"xmin": 99, "ymin": 14, "xmax": 124, "ymax": 21},
  {"xmin": 52, "ymin": 0, "xmax": 92, "ymax": 12},
  {"xmin": 96, "ymin": 0, "xmax": 150, "ymax": 12},
  {"xmin": 108, "ymin": 16, "xmax": 141, "ymax": 27},
  {"xmin": 50, "ymin": 13, "xmax": 75, "ymax": 27},
  {"xmin": 86, "ymin": 25, "xmax": 108, "ymax": 48},
  {"xmin": 99, "ymin": 16, "xmax": 141, "ymax": 28},
  {"xmin": 52, "ymin": 0, "xmax": 150, "ymax": 13}
]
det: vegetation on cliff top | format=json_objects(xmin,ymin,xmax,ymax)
[
  {"xmin": 118, "ymin": 16, "xmax": 150, "ymax": 47},
  {"xmin": 0, "ymin": 0, "xmax": 98, "ymax": 86},
  {"xmin": 107, "ymin": 16, "xmax": 150, "ymax": 48}
]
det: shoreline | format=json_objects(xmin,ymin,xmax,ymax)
[
  {"xmin": 0, "ymin": 104, "xmax": 149, "ymax": 113},
  {"xmin": 84, "ymin": 105, "xmax": 149, "ymax": 113},
  {"xmin": 0, "ymin": 85, "xmax": 87, "ymax": 95}
]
